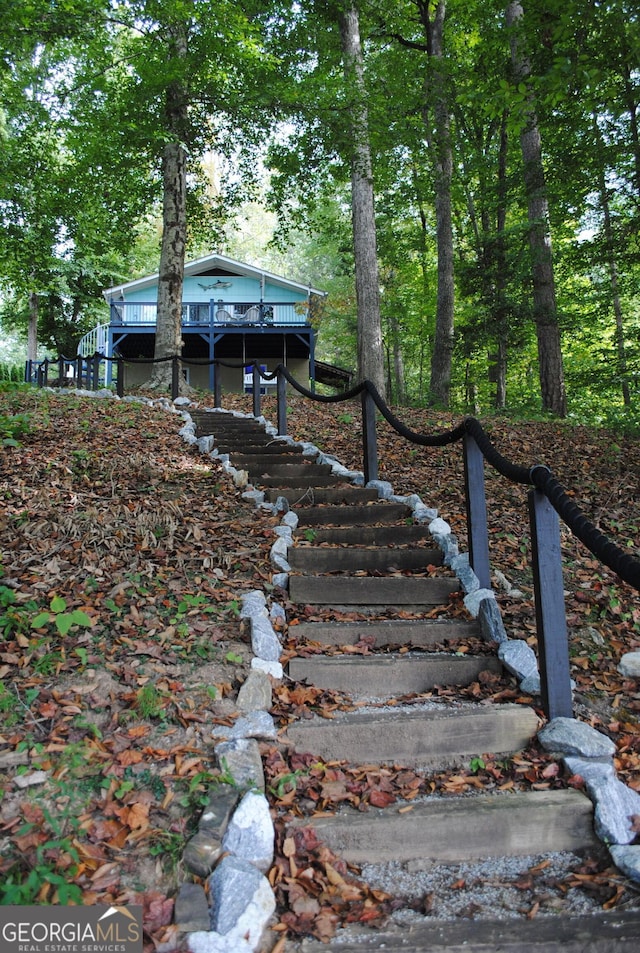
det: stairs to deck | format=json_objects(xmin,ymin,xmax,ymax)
[{"xmin": 191, "ymin": 410, "xmax": 625, "ymax": 951}]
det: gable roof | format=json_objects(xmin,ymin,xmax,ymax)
[{"xmin": 103, "ymin": 252, "xmax": 326, "ymax": 299}]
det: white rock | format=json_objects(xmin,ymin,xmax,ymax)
[
  {"xmin": 221, "ymin": 792, "xmax": 274, "ymax": 872},
  {"xmin": 618, "ymin": 652, "xmax": 640, "ymax": 678}
]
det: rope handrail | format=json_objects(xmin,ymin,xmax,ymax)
[{"xmin": 274, "ymin": 365, "xmax": 640, "ymax": 592}]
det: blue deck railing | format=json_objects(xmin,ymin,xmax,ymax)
[{"xmin": 109, "ymin": 300, "xmax": 308, "ymax": 327}]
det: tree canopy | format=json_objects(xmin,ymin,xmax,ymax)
[{"xmin": 0, "ymin": 0, "xmax": 638, "ymax": 418}]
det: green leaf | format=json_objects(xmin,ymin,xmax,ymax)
[
  {"xmin": 30, "ymin": 612, "xmax": 51, "ymax": 629},
  {"xmin": 70, "ymin": 609, "xmax": 92, "ymax": 627},
  {"xmin": 55, "ymin": 614, "xmax": 74, "ymax": 636},
  {"xmin": 50, "ymin": 595, "xmax": 67, "ymax": 613}
]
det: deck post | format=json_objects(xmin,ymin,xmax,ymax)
[
  {"xmin": 361, "ymin": 387, "xmax": 378, "ymax": 483},
  {"xmin": 252, "ymin": 364, "xmax": 261, "ymax": 417},
  {"xmin": 277, "ymin": 369, "xmax": 287, "ymax": 435},
  {"xmin": 171, "ymin": 357, "xmax": 179, "ymax": 400},
  {"xmin": 116, "ymin": 358, "xmax": 124, "ymax": 398},
  {"xmin": 463, "ymin": 432, "xmax": 491, "ymax": 589},
  {"xmin": 214, "ymin": 363, "xmax": 222, "ymax": 407},
  {"xmin": 528, "ymin": 487, "xmax": 573, "ymax": 720},
  {"xmin": 92, "ymin": 353, "xmax": 100, "ymax": 391}
]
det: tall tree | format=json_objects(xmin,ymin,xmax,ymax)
[
  {"xmin": 506, "ymin": 0, "xmax": 566, "ymax": 416},
  {"xmin": 338, "ymin": 3, "xmax": 385, "ymax": 395}
]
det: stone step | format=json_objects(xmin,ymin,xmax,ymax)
[
  {"xmin": 263, "ymin": 486, "xmax": 380, "ymax": 502},
  {"xmin": 288, "ymin": 545, "xmax": 443, "ymax": 573},
  {"xmin": 214, "ymin": 440, "xmax": 285, "ymax": 452},
  {"xmin": 292, "ymin": 911, "xmax": 640, "ymax": 953},
  {"xmin": 287, "ymin": 653, "xmax": 502, "ymax": 698},
  {"xmin": 288, "ymin": 574, "xmax": 459, "ymax": 605},
  {"xmin": 228, "ymin": 451, "xmax": 305, "ymax": 467},
  {"xmin": 246, "ymin": 462, "xmax": 334, "ymax": 478},
  {"xmin": 191, "ymin": 415, "xmax": 264, "ymax": 429},
  {"xmin": 258, "ymin": 472, "xmax": 348, "ymax": 490},
  {"xmin": 294, "ymin": 502, "xmax": 412, "ymax": 527},
  {"xmin": 291, "ymin": 618, "xmax": 480, "ymax": 647},
  {"xmin": 285, "ymin": 703, "xmax": 540, "ymax": 768},
  {"xmin": 300, "ymin": 524, "xmax": 433, "ymax": 546},
  {"xmin": 291, "ymin": 788, "xmax": 597, "ymax": 866}
]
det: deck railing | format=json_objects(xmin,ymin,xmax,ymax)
[{"xmin": 108, "ymin": 300, "xmax": 307, "ymax": 327}]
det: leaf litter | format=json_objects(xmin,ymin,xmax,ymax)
[{"xmin": 2, "ymin": 390, "xmax": 640, "ymax": 950}]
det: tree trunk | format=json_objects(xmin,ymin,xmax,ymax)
[
  {"xmin": 27, "ymin": 291, "xmax": 38, "ymax": 362},
  {"xmin": 339, "ymin": 3, "xmax": 386, "ymax": 398},
  {"xmin": 506, "ymin": 1, "xmax": 566, "ymax": 416},
  {"xmin": 494, "ymin": 111, "xmax": 509, "ymax": 409},
  {"xmin": 417, "ymin": 2, "xmax": 454, "ymax": 408},
  {"xmin": 151, "ymin": 25, "xmax": 189, "ymax": 392},
  {"xmin": 594, "ymin": 116, "xmax": 630, "ymax": 405}
]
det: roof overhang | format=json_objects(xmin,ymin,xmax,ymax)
[{"xmin": 103, "ymin": 252, "xmax": 327, "ymax": 301}]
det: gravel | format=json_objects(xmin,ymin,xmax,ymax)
[{"xmin": 356, "ymin": 849, "xmax": 633, "ymax": 924}]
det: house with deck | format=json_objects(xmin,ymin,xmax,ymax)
[{"xmin": 81, "ymin": 253, "xmax": 347, "ymax": 393}]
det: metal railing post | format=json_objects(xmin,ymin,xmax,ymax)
[
  {"xmin": 252, "ymin": 364, "xmax": 261, "ymax": 417},
  {"xmin": 277, "ymin": 368, "xmax": 287, "ymax": 436},
  {"xmin": 92, "ymin": 353, "xmax": 100, "ymax": 391},
  {"xmin": 463, "ymin": 432, "xmax": 491, "ymax": 589},
  {"xmin": 528, "ymin": 487, "xmax": 573, "ymax": 720},
  {"xmin": 171, "ymin": 357, "xmax": 179, "ymax": 400},
  {"xmin": 361, "ymin": 387, "xmax": 378, "ymax": 483}
]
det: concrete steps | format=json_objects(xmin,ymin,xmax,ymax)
[
  {"xmin": 287, "ymin": 653, "xmax": 502, "ymax": 699},
  {"xmin": 290, "ymin": 618, "xmax": 480, "ymax": 647},
  {"xmin": 288, "ymin": 545, "xmax": 443, "ymax": 573},
  {"xmin": 197, "ymin": 411, "xmax": 606, "ymax": 947},
  {"xmin": 288, "ymin": 573, "xmax": 460, "ymax": 605},
  {"xmin": 289, "ymin": 788, "xmax": 597, "ymax": 865},
  {"xmin": 284, "ymin": 703, "xmax": 540, "ymax": 768}
]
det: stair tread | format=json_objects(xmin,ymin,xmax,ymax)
[
  {"xmin": 295, "ymin": 502, "xmax": 413, "ymax": 526},
  {"xmin": 289, "ymin": 574, "xmax": 459, "ymax": 605},
  {"xmin": 286, "ymin": 702, "xmax": 540, "ymax": 767},
  {"xmin": 290, "ymin": 788, "xmax": 597, "ymax": 866},
  {"xmin": 288, "ymin": 545, "xmax": 443, "ymax": 572},
  {"xmin": 301, "ymin": 524, "xmax": 433, "ymax": 545},
  {"xmin": 288, "ymin": 653, "xmax": 502, "ymax": 698},
  {"xmin": 291, "ymin": 618, "xmax": 480, "ymax": 646}
]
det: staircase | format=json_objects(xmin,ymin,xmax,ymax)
[{"xmin": 191, "ymin": 410, "xmax": 640, "ymax": 952}]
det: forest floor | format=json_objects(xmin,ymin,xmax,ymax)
[{"xmin": 1, "ymin": 387, "xmax": 640, "ymax": 951}]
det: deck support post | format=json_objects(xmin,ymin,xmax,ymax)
[
  {"xmin": 528, "ymin": 487, "xmax": 573, "ymax": 720},
  {"xmin": 92, "ymin": 353, "xmax": 100, "ymax": 391},
  {"xmin": 463, "ymin": 433, "xmax": 491, "ymax": 589},
  {"xmin": 361, "ymin": 387, "xmax": 378, "ymax": 483},
  {"xmin": 214, "ymin": 363, "xmax": 222, "ymax": 407},
  {"xmin": 277, "ymin": 369, "xmax": 287, "ymax": 436},
  {"xmin": 252, "ymin": 364, "xmax": 261, "ymax": 417},
  {"xmin": 171, "ymin": 357, "xmax": 179, "ymax": 400}
]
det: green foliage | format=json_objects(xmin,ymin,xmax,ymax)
[
  {"xmin": 31, "ymin": 595, "xmax": 93, "ymax": 637},
  {"xmin": 0, "ymin": 410, "xmax": 30, "ymax": 447}
]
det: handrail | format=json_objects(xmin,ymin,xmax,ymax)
[{"xmin": 268, "ymin": 364, "xmax": 639, "ymax": 722}]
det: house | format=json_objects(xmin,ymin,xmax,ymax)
[{"xmin": 84, "ymin": 252, "xmax": 329, "ymax": 393}]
